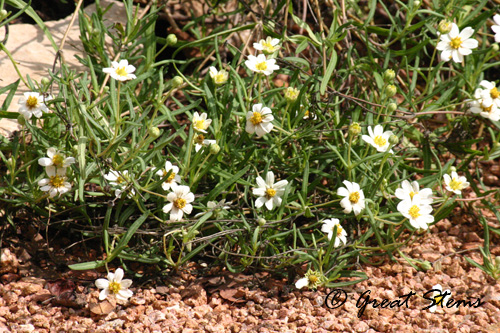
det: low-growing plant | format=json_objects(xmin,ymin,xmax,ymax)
[{"xmin": 1, "ymin": 0, "xmax": 499, "ymax": 288}]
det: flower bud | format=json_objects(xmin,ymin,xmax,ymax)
[
  {"xmin": 420, "ymin": 260, "xmax": 432, "ymax": 271},
  {"xmin": 17, "ymin": 115, "xmax": 26, "ymax": 125},
  {"xmin": 438, "ymin": 20, "xmax": 452, "ymax": 34},
  {"xmin": 492, "ymin": 44, "xmax": 499, "ymax": 52},
  {"xmin": 284, "ymin": 87, "xmax": 300, "ymax": 103},
  {"xmin": 495, "ymin": 256, "xmax": 500, "ymax": 268},
  {"xmin": 387, "ymin": 102, "xmax": 398, "ymax": 112},
  {"xmin": 166, "ymin": 34, "xmax": 177, "ymax": 46},
  {"xmin": 257, "ymin": 218, "xmax": 266, "ymax": 227},
  {"xmin": 385, "ymin": 84, "xmax": 397, "ymax": 97},
  {"xmin": 209, "ymin": 143, "xmax": 220, "ymax": 155},
  {"xmin": 0, "ymin": 9, "xmax": 8, "ymax": 21},
  {"xmin": 103, "ymin": 86, "xmax": 110, "ymax": 94},
  {"xmin": 72, "ymin": 145, "xmax": 78, "ymax": 156},
  {"xmin": 5, "ymin": 157, "xmax": 13, "ymax": 168},
  {"xmin": 450, "ymin": 166, "xmax": 457, "ymax": 172},
  {"xmin": 389, "ymin": 134, "xmax": 399, "ymax": 145},
  {"xmin": 148, "ymin": 126, "xmax": 161, "ymax": 139},
  {"xmin": 383, "ymin": 69, "xmax": 395, "ymax": 82},
  {"xmin": 172, "ymin": 76, "xmax": 183, "ymax": 88},
  {"xmin": 349, "ymin": 122, "xmax": 361, "ymax": 136},
  {"xmin": 413, "ymin": 0, "xmax": 421, "ymax": 7},
  {"xmin": 41, "ymin": 77, "xmax": 50, "ymax": 88}
]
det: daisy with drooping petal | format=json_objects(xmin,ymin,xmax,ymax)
[
  {"xmin": 104, "ymin": 170, "xmax": 135, "ymax": 198},
  {"xmin": 38, "ymin": 148, "xmax": 75, "ymax": 169},
  {"xmin": 321, "ymin": 218, "xmax": 347, "ymax": 247},
  {"xmin": 162, "ymin": 185, "xmax": 195, "ymax": 221},
  {"xmin": 18, "ymin": 92, "xmax": 51, "ymax": 120},
  {"xmin": 192, "ymin": 112, "xmax": 212, "ymax": 133},
  {"xmin": 95, "ymin": 268, "xmax": 133, "ymax": 302},
  {"xmin": 245, "ymin": 54, "xmax": 279, "ymax": 76},
  {"xmin": 253, "ymin": 37, "xmax": 281, "ymax": 54},
  {"xmin": 155, "ymin": 161, "xmax": 181, "ymax": 191},
  {"xmin": 436, "ymin": 23, "xmax": 478, "ymax": 63},
  {"xmin": 395, "ymin": 180, "xmax": 433, "ymax": 205},
  {"xmin": 209, "ymin": 66, "xmax": 228, "ymax": 85},
  {"xmin": 443, "ymin": 171, "xmax": 470, "ymax": 195},
  {"xmin": 38, "ymin": 166, "xmax": 72, "ymax": 198},
  {"xmin": 245, "ymin": 103, "xmax": 274, "ymax": 138},
  {"xmin": 103, "ymin": 59, "xmax": 136, "ymax": 81},
  {"xmin": 491, "ymin": 15, "xmax": 500, "ymax": 43},
  {"xmin": 194, "ymin": 134, "xmax": 216, "ymax": 152},
  {"xmin": 474, "ymin": 80, "xmax": 500, "ymax": 107},
  {"xmin": 468, "ymin": 99, "xmax": 500, "ymax": 121},
  {"xmin": 361, "ymin": 125, "xmax": 394, "ymax": 153},
  {"xmin": 397, "ymin": 194, "xmax": 434, "ymax": 230},
  {"xmin": 295, "ymin": 269, "xmax": 326, "ymax": 290},
  {"xmin": 337, "ymin": 180, "xmax": 365, "ymax": 216},
  {"xmin": 427, "ymin": 284, "xmax": 452, "ymax": 313},
  {"xmin": 253, "ymin": 171, "xmax": 288, "ymax": 210}
]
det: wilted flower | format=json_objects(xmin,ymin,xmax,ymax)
[
  {"xmin": 38, "ymin": 166, "xmax": 71, "ymax": 198},
  {"xmin": 443, "ymin": 171, "xmax": 470, "ymax": 195},
  {"xmin": 295, "ymin": 269, "xmax": 326, "ymax": 290},
  {"xmin": 284, "ymin": 87, "xmax": 300, "ymax": 102},
  {"xmin": 162, "ymin": 185, "xmax": 195, "ymax": 221},
  {"xmin": 245, "ymin": 103, "xmax": 274, "ymax": 138},
  {"xmin": 95, "ymin": 268, "xmax": 133, "ymax": 301},
  {"xmin": 361, "ymin": 125, "xmax": 394, "ymax": 153},
  {"xmin": 245, "ymin": 54, "xmax": 279, "ymax": 76},
  {"xmin": 194, "ymin": 199, "xmax": 231, "ymax": 218},
  {"xmin": 192, "ymin": 112, "xmax": 212, "ymax": 133},
  {"xmin": 253, "ymin": 171, "xmax": 288, "ymax": 210},
  {"xmin": 337, "ymin": 180, "xmax": 365, "ymax": 216},
  {"xmin": 253, "ymin": 37, "xmax": 281, "ymax": 54},
  {"xmin": 103, "ymin": 59, "xmax": 136, "ymax": 81},
  {"xmin": 209, "ymin": 66, "xmax": 229, "ymax": 85},
  {"xmin": 38, "ymin": 148, "xmax": 75, "ymax": 168},
  {"xmin": 194, "ymin": 134, "xmax": 216, "ymax": 152},
  {"xmin": 436, "ymin": 23, "xmax": 478, "ymax": 63},
  {"xmin": 18, "ymin": 92, "xmax": 51, "ymax": 120},
  {"xmin": 321, "ymin": 218, "xmax": 347, "ymax": 247}
]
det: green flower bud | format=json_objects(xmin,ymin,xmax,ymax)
[
  {"xmin": 0, "ymin": 9, "xmax": 8, "ymax": 21},
  {"xmin": 172, "ymin": 76, "xmax": 183, "ymax": 88},
  {"xmin": 257, "ymin": 218, "xmax": 266, "ymax": 227},
  {"xmin": 413, "ymin": 0, "xmax": 421, "ymax": 7},
  {"xmin": 41, "ymin": 77, "xmax": 50, "ymax": 88},
  {"xmin": 383, "ymin": 69, "xmax": 396, "ymax": 82},
  {"xmin": 495, "ymin": 256, "xmax": 500, "ymax": 267},
  {"xmin": 387, "ymin": 102, "xmax": 398, "ymax": 112},
  {"xmin": 349, "ymin": 122, "xmax": 361, "ymax": 136},
  {"xmin": 438, "ymin": 20, "xmax": 452, "ymax": 34},
  {"xmin": 389, "ymin": 134, "xmax": 399, "ymax": 145},
  {"xmin": 5, "ymin": 157, "xmax": 13, "ymax": 168},
  {"xmin": 166, "ymin": 34, "xmax": 178, "ymax": 46},
  {"xmin": 385, "ymin": 84, "xmax": 397, "ymax": 97},
  {"xmin": 148, "ymin": 126, "xmax": 161, "ymax": 139},
  {"xmin": 103, "ymin": 86, "xmax": 110, "ymax": 94},
  {"xmin": 209, "ymin": 143, "xmax": 220, "ymax": 155},
  {"xmin": 492, "ymin": 44, "xmax": 499, "ymax": 52},
  {"xmin": 420, "ymin": 260, "xmax": 432, "ymax": 271},
  {"xmin": 450, "ymin": 166, "xmax": 457, "ymax": 172},
  {"xmin": 72, "ymin": 145, "xmax": 78, "ymax": 156},
  {"xmin": 17, "ymin": 115, "xmax": 26, "ymax": 125}
]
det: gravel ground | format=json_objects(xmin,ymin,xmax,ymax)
[{"xmin": 1, "ymin": 210, "xmax": 499, "ymax": 332}]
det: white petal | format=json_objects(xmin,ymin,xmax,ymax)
[
  {"xmin": 99, "ymin": 288, "xmax": 110, "ymax": 301},
  {"xmin": 295, "ymin": 277, "xmax": 308, "ymax": 289},
  {"xmin": 95, "ymin": 278, "xmax": 110, "ymax": 289}
]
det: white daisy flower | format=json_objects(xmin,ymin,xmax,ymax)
[
  {"xmin": 299, "ymin": 106, "xmax": 317, "ymax": 120},
  {"xmin": 18, "ymin": 92, "xmax": 51, "ymax": 120},
  {"xmin": 162, "ymin": 185, "xmax": 195, "ymax": 221},
  {"xmin": 155, "ymin": 161, "xmax": 181, "ymax": 191},
  {"xmin": 395, "ymin": 180, "xmax": 433, "ymax": 205},
  {"xmin": 209, "ymin": 66, "xmax": 228, "ymax": 85},
  {"xmin": 95, "ymin": 268, "xmax": 133, "ymax": 302},
  {"xmin": 194, "ymin": 134, "xmax": 216, "ymax": 152},
  {"xmin": 192, "ymin": 112, "xmax": 212, "ymax": 133},
  {"xmin": 253, "ymin": 171, "xmax": 288, "ymax": 210},
  {"xmin": 361, "ymin": 125, "xmax": 394, "ymax": 153},
  {"xmin": 103, "ymin": 59, "xmax": 137, "ymax": 81},
  {"xmin": 428, "ymin": 284, "xmax": 451, "ymax": 313},
  {"xmin": 321, "ymin": 218, "xmax": 347, "ymax": 247},
  {"xmin": 253, "ymin": 37, "xmax": 281, "ymax": 54},
  {"xmin": 104, "ymin": 170, "xmax": 135, "ymax": 198},
  {"xmin": 295, "ymin": 269, "xmax": 325, "ymax": 290},
  {"xmin": 245, "ymin": 103, "xmax": 274, "ymax": 138},
  {"xmin": 38, "ymin": 148, "xmax": 76, "ymax": 169},
  {"xmin": 468, "ymin": 99, "xmax": 500, "ymax": 121},
  {"xmin": 443, "ymin": 171, "xmax": 470, "ymax": 195},
  {"xmin": 474, "ymin": 80, "xmax": 500, "ymax": 107},
  {"xmin": 244, "ymin": 54, "xmax": 279, "ymax": 76},
  {"xmin": 436, "ymin": 23, "xmax": 478, "ymax": 63},
  {"xmin": 491, "ymin": 14, "xmax": 500, "ymax": 43},
  {"xmin": 337, "ymin": 180, "xmax": 365, "ymax": 216},
  {"xmin": 397, "ymin": 194, "xmax": 434, "ymax": 230},
  {"xmin": 38, "ymin": 166, "xmax": 72, "ymax": 198}
]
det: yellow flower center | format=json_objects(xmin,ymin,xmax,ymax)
[
  {"xmin": 285, "ymin": 88, "xmax": 299, "ymax": 101},
  {"xmin": 409, "ymin": 191, "xmax": 417, "ymax": 200},
  {"xmin": 116, "ymin": 176, "xmax": 125, "ymax": 184},
  {"xmin": 434, "ymin": 294, "xmax": 445, "ymax": 306},
  {"xmin": 449, "ymin": 178, "xmax": 462, "ymax": 191},
  {"xmin": 262, "ymin": 42, "xmax": 276, "ymax": 53},
  {"xmin": 483, "ymin": 105, "xmax": 493, "ymax": 113},
  {"xmin": 214, "ymin": 73, "xmax": 227, "ymax": 84},
  {"xmin": 108, "ymin": 281, "xmax": 121, "ymax": 294},
  {"xmin": 265, "ymin": 188, "xmax": 276, "ymax": 199},
  {"xmin": 250, "ymin": 112, "xmax": 263, "ymax": 125},
  {"xmin": 163, "ymin": 170, "xmax": 176, "ymax": 183},
  {"xmin": 194, "ymin": 134, "xmax": 205, "ymax": 145},
  {"xmin": 336, "ymin": 225, "xmax": 343, "ymax": 237},
  {"xmin": 409, "ymin": 205, "xmax": 421, "ymax": 219},
  {"xmin": 255, "ymin": 61, "xmax": 268, "ymax": 71},
  {"xmin": 115, "ymin": 67, "xmax": 128, "ymax": 77},
  {"xmin": 374, "ymin": 135, "xmax": 387, "ymax": 147},
  {"xmin": 449, "ymin": 37, "xmax": 462, "ymax": 49},
  {"xmin": 174, "ymin": 198, "xmax": 187, "ymax": 209},
  {"xmin": 304, "ymin": 110, "xmax": 310, "ymax": 118},
  {"xmin": 52, "ymin": 154, "xmax": 64, "ymax": 167},
  {"xmin": 349, "ymin": 191, "xmax": 360, "ymax": 204},
  {"xmin": 194, "ymin": 120, "xmax": 206, "ymax": 131},
  {"xmin": 490, "ymin": 87, "xmax": 500, "ymax": 99},
  {"xmin": 26, "ymin": 96, "xmax": 38, "ymax": 109},
  {"xmin": 308, "ymin": 274, "xmax": 318, "ymax": 284},
  {"xmin": 49, "ymin": 175, "xmax": 65, "ymax": 188}
]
